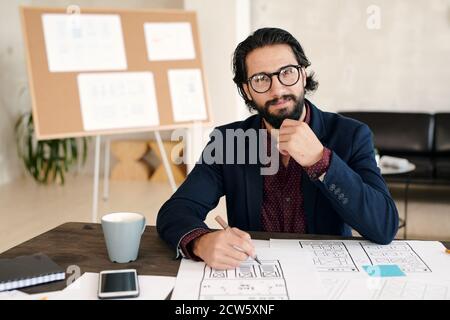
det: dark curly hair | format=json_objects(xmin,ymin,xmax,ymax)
[{"xmin": 232, "ymin": 27, "xmax": 318, "ymax": 111}]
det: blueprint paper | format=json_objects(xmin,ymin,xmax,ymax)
[
  {"xmin": 171, "ymin": 248, "xmax": 325, "ymax": 300},
  {"xmin": 270, "ymin": 239, "xmax": 450, "ymax": 300}
]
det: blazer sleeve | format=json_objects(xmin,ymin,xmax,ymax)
[
  {"xmin": 156, "ymin": 134, "xmax": 225, "ymax": 251},
  {"xmin": 317, "ymin": 124, "xmax": 399, "ymax": 244}
]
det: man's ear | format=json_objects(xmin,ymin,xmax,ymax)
[
  {"xmin": 243, "ymin": 83, "xmax": 253, "ymax": 101},
  {"xmin": 301, "ymin": 67, "xmax": 307, "ymax": 88}
]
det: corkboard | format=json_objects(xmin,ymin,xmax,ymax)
[{"xmin": 20, "ymin": 6, "xmax": 212, "ymax": 140}]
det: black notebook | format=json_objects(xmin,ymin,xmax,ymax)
[{"xmin": 0, "ymin": 253, "xmax": 65, "ymax": 292}]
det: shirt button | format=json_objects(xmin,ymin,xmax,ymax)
[
  {"xmin": 338, "ymin": 193, "xmax": 345, "ymax": 200},
  {"xmin": 329, "ymin": 184, "xmax": 336, "ymax": 191},
  {"xmin": 342, "ymin": 198, "xmax": 348, "ymax": 204},
  {"xmin": 285, "ymin": 197, "xmax": 291, "ymax": 202},
  {"xmin": 334, "ymin": 188, "xmax": 341, "ymax": 195}
]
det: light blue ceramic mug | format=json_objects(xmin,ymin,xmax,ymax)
[{"xmin": 101, "ymin": 212, "xmax": 146, "ymax": 263}]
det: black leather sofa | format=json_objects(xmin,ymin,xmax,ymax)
[{"xmin": 338, "ymin": 112, "xmax": 450, "ymax": 184}]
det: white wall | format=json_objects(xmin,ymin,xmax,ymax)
[
  {"xmin": 2, "ymin": 0, "xmax": 449, "ymax": 185},
  {"xmin": 184, "ymin": 0, "xmax": 251, "ymax": 127},
  {"xmin": 252, "ymin": 0, "xmax": 450, "ymax": 113},
  {"xmin": 0, "ymin": 1, "xmax": 30, "ymax": 186},
  {"xmin": 0, "ymin": 0, "xmax": 183, "ymax": 186},
  {"xmin": 183, "ymin": 0, "xmax": 252, "ymax": 171}
]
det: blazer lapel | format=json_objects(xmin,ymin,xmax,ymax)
[
  {"xmin": 245, "ymin": 163, "xmax": 263, "ymax": 231},
  {"xmin": 306, "ymin": 99, "xmax": 326, "ymax": 140},
  {"xmin": 244, "ymin": 115, "xmax": 263, "ymax": 231},
  {"xmin": 302, "ymin": 172, "xmax": 318, "ymax": 234},
  {"xmin": 303, "ymin": 100, "xmax": 327, "ymax": 233}
]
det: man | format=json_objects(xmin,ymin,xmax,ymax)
[{"xmin": 157, "ymin": 28, "xmax": 399, "ymax": 270}]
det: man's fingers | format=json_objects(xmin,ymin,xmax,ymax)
[
  {"xmin": 228, "ymin": 235, "xmax": 255, "ymax": 258},
  {"xmin": 278, "ymin": 142, "xmax": 293, "ymax": 156},
  {"xmin": 210, "ymin": 263, "xmax": 232, "ymax": 270},
  {"xmin": 225, "ymin": 245, "xmax": 249, "ymax": 262},
  {"xmin": 278, "ymin": 134, "xmax": 291, "ymax": 143},
  {"xmin": 209, "ymin": 261, "xmax": 239, "ymax": 270},
  {"xmin": 222, "ymin": 228, "xmax": 254, "ymax": 253},
  {"xmin": 209, "ymin": 254, "xmax": 242, "ymax": 270},
  {"xmin": 230, "ymin": 227, "xmax": 251, "ymax": 240},
  {"xmin": 278, "ymin": 141, "xmax": 290, "ymax": 151},
  {"xmin": 279, "ymin": 126, "xmax": 297, "ymax": 136},
  {"xmin": 280, "ymin": 118, "xmax": 301, "ymax": 128}
]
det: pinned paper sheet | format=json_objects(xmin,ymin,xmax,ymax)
[
  {"xmin": 42, "ymin": 14, "xmax": 127, "ymax": 72},
  {"xmin": 77, "ymin": 72, "xmax": 160, "ymax": 131},
  {"xmin": 172, "ymin": 248, "xmax": 325, "ymax": 300},
  {"xmin": 168, "ymin": 69, "xmax": 207, "ymax": 122},
  {"xmin": 144, "ymin": 22, "xmax": 196, "ymax": 61}
]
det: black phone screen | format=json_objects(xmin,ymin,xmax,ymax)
[{"xmin": 100, "ymin": 272, "xmax": 137, "ymax": 293}]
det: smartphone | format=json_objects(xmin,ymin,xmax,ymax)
[{"xmin": 98, "ymin": 269, "xmax": 139, "ymax": 299}]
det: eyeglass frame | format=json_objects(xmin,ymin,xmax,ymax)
[{"xmin": 246, "ymin": 64, "xmax": 303, "ymax": 94}]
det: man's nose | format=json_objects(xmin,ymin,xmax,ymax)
[{"xmin": 268, "ymin": 75, "xmax": 287, "ymax": 96}]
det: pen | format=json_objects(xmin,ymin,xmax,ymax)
[{"xmin": 215, "ymin": 215, "xmax": 262, "ymax": 265}]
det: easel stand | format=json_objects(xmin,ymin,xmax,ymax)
[
  {"xmin": 92, "ymin": 136, "xmax": 101, "ymax": 223},
  {"xmin": 91, "ymin": 131, "xmax": 177, "ymax": 223}
]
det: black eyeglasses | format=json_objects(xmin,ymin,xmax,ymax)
[{"xmin": 247, "ymin": 65, "xmax": 302, "ymax": 93}]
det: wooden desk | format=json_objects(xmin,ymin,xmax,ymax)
[{"xmin": 1, "ymin": 222, "xmax": 449, "ymax": 295}]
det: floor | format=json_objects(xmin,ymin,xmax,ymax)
[{"xmin": 1, "ymin": 175, "xmax": 449, "ymax": 253}]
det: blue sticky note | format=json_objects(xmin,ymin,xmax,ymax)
[{"xmin": 362, "ymin": 265, "xmax": 406, "ymax": 277}]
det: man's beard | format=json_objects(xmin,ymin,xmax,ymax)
[{"xmin": 252, "ymin": 93, "xmax": 305, "ymax": 129}]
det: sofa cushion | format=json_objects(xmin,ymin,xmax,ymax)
[
  {"xmin": 435, "ymin": 156, "xmax": 450, "ymax": 180},
  {"xmin": 339, "ymin": 112, "xmax": 434, "ymax": 154},
  {"xmin": 435, "ymin": 113, "xmax": 450, "ymax": 153}
]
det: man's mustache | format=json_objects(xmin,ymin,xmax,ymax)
[{"xmin": 265, "ymin": 95, "xmax": 297, "ymax": 109}]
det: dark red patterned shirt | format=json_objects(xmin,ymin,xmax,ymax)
[{"xmin": 261, "ymin": 104, "xmax": 331, "ymax": 232}]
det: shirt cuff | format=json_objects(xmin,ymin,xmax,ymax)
[
  {"xmin": 179, "ymin": 228, "xmax": 211, "ymax": 261},
  {"xmin": 304, "ymin": 147, "xmax": 332, "ymax": 181}
]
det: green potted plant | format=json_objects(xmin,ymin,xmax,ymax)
[{"xmin": 14, "ymin": 112, "xmax": 89, "ymax": 185}]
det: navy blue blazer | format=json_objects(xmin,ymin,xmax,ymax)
[{"xmin": 157, "ymin": 101, "xmax": 399, "ymax": 253}]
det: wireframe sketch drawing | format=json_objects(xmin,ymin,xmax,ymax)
[
  {"xmin": 298, "ymin": 240, "xmax": 432, "ymax": 273},
  {"xmin": 199, "ymin": 260, "xmax": 289, "ymax": 300}
]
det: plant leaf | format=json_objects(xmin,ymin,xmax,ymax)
[{"xmin": 15, "ymin": 112, "xmax": 90, "ymax": 185}]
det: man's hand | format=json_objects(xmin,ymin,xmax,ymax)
[
  {"xmin": 192, "ymin": 227, "xmax": 255, "ymax": 269},
  {"xmin": 277, "ymin": 119, "xmax": 324, "ymax": 167}
]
